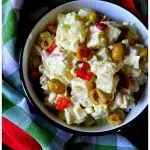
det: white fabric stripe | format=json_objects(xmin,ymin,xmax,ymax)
[{"xmin": 2, "ymin": 46, "xmax": 19, "ymax": 76}]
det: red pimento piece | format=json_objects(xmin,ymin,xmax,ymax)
[
  {"xmin": 56, "ymin": 97, "xmax": 71, "ymax": 110},
  {"xmin": 81, "ymin": 62, "xmax": 90, "ymax": 72},
  {"xmin": 79, "ymin": 47, "xmax": 91, "ymax": 60},
  {"xmin": 76, "ymin": 62, "xmax": 89, "ymax": 76},
  {"xmin": 76, "ymin": 62, "xmax": 93, "ymax": 80},
  {"xmin": 96, "ymin": 23, "xmax": 107, "ymax": 30},
  {"xmin": 47, "ymin": 43, "xmax": 57, "ymax": 54},
  {"xmin": 84, "ymin": 72, "xmax": 93, "ymax": 80}
]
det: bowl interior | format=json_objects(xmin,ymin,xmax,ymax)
[{"xmin": 22, "ymin": 0, "xmax": 148, "ymax": 133}]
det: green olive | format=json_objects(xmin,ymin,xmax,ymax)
[
  {"xmin": 32, "ymin": 57, "xmax": 41, "ymax": 68},
  {"xmin": 100, "ymin": 36, "xmax": 108, "ymax": 47},
  {"xmin": 40, "ymin": 37, "xmax": 53, "ymax": 50},
  {"xmin": 39, "ymin": 31, "xmax": 54, "ymax": 50},
  {"xmin": 107, "ymin": 110, "xmax": 125, "ymax": 126},
  {"xmin": 40, "ymin": 31, "xmax": 51, "ymax": 38},
  {"xmin": 48, "ymin": 79, "xmax": 66, "ymax": 94},
  {"xmin": 88, "ymin": 11, "xmax": 98, "ymax": 24},
  {"xmin": 111, "ymin": 43, "xmax": 126, "ymax": 62},
  {"xmin": 89, "ymin": 89, "xmax": 107, "ymax": 104},
  {"xmin": 99, "ymin": 33, "xmax": 108, "ymax": 47}
]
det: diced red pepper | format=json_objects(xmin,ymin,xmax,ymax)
[
  {"xmin": 80, "ymin": 48, "xmax": 90, "ymax": 58},
  {"xmin": 56, "ymin": 97, "xmax": 71, "ymax": 110},
  {"xmin": 77, "ymin": 47, "xmax": 92, "ymax": 61},
  {"xmin": 76, "ymin": 62, "xmax": 93, "ymax": 80},
  {"xmin": 76, "ymin": 62, "xmax": 89, "ymax": 75},
  {"xmin": 80, "ymin": 62, "xmax": 90, "ymax": 72},
  {"xmin": 96, "ymin": 23, "xmax": 107, "ymax": 30},
  {"xmin": 83, "ymin": 72, "xmax": 93, "ymax": 80},
  {"xmin": 47, "ymin": 43, "xmax": 57, "ymax": 54}
]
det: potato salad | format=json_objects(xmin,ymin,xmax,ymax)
[{"xmin": 30, "ymin": 8, "xmax": 148, "ymax": 126}]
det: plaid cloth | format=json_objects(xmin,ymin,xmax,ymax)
[{"xmin": 2, "ymin": 0, "xmax": 147, "ymax": 149}]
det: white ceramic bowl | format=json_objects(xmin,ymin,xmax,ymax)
[{"xmin": 20, "ymin": 0, "xmax": 148, "ymax": 134}]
